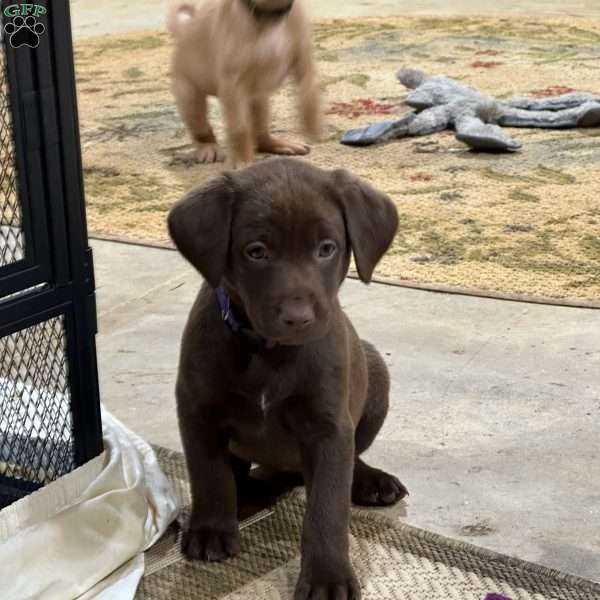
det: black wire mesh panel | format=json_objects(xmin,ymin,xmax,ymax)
[
  {"xmin": 0, "ymin": 315, "xmax": 75, "ymax": 505},
  {"xmin": 0, "ymin": 0, "xmax": 103, "ymax": 509},
  {"xmin": 0, "ymin": 39, "xmax": 23, "ymax": 268}
]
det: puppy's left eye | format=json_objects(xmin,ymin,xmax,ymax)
[
  {"xmin": 318, "ymin": 240, "xmax": 337, "ymax": 259},
  {"xmin": 246, "ymin": 242, "xmax": 268, "ymax": 261}
]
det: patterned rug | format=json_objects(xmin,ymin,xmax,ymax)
[
  {"xmin": 137, "ymin": 446, "xmax": 600, "ymax": 600},
  {"xmin": 74, "ymin": 16, "xmax": 600, "ymax": 304}
]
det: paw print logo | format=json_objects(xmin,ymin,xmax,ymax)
[{"xmin": 4, "ymin": 15, "xmax": 45, "ymax": 48}]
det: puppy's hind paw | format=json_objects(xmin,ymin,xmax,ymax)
[
  {"xmin": 352, "ymin": 459, "xmax": 408, "ymax": 506},
  {"xmin": 225, "ymin": 157, "xmax": 253, "ymax": 171},
  {"xmin": 258, "ymin": 136, "xmax": 311, "ymax": 156}
]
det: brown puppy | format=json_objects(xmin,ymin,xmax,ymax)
[
  {"xmin": 167, "ymin": 0, "xmax": 321, "ymax": 168},
  {"xmin": 168, "ymin": 158, "xmax": 407, "ymax": 599}
]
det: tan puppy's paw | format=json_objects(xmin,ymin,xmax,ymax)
[
  {"xmin": 197, "ymin": 143, "xmax": 225, "ymax": 164},
  {"xmin": 258, "ymin": 136, "xmax": 311, "ymax": 156}
]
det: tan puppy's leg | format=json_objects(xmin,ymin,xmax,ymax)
[
  {"xmin": 173, "ymin": 78, "xmax": 224, "ymax": 163},
  {"xmin": 293, "ymin": 45, "xmax": 322, "ymax": 142},
  {"xmin": 220, "ymin": 86, "xmax": 255, "ymax": 169},
  {"xmin": 252, "ymin": 96, "xmax": 310, "ymax": 156}
]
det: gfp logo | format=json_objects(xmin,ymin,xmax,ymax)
[{"xmin": 3, "ymin": 4, "xmax": 47, "ymax": 48}]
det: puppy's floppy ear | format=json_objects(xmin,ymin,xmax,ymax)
[
  {"xmin": 167, "ymin": 175, "xmax": 235, "ymax": 288},
  {"xmin": 332, "ymin": 169, "xmax": 398, "ymax": 283}
]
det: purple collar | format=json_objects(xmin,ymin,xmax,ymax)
[{"xmin": 215, "ymin": 287, "xmax": 277, "ymax": 351}]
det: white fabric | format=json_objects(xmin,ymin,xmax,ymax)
[{"xmin": 0, "ymin": 408, "xmax": 179, "ymax": 600}]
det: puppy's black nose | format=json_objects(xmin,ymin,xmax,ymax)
[{"xmin": 280, "ymin": 300, "xmax": 314, "ymax": 330}]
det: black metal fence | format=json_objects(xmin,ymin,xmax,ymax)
[
  {"xmin": 0, "ymin": 0, "xmax": 103, "ymax": 508},
  {"xmin": 0, "ymin": 44, "xmax": 22, "ymax": 269}
]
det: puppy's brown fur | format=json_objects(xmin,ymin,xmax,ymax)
[
  {"xmin": 168, "ymin": 159, "xmax": 407, "ymax": 599},
  {"xmin": 167, "ymin": 0, "xmax": 321, "ymax": 168}
]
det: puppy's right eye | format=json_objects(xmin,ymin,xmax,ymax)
[{"xmin": 245, "ymin": 242, "xmax": 268, "ymax": 261}]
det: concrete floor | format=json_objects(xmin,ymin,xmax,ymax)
[
  {"xmin": 93, "ymin": 239, "xmax": 600, "ymax": 582},
  {"xmin": 70, "ymin": 0, "xmax": 600, "ymax": 39}
]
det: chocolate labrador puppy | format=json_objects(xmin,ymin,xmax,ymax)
[{"xmin": 168, "ymin": 158, "xmax": 407, "ymax": 599}]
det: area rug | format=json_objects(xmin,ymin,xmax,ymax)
[
  {"xmin": 74, "ymin": 16, "xmax": 600, "ymax": 304},
  {"xmin": 137, "ymin": 446, "xmax": 600, "ymax": 600}
]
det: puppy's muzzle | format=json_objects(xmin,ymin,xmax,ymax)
[
  {"xmin": 241, "ymin": 0, "xmax": 295, "ymax": 19},
  {"xmin": 279, "ymin": 297, "xmax": 314, "ymax": 332}
]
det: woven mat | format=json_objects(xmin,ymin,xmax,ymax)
[
  {"xmin": 74, "ymin": 16, "xmax": 600, "ymax": 305},
  {"xmin": 136, "ymin": 446, "xmax": 600, "ymax": 600}
]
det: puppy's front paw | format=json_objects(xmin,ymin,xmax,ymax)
[
  {"xmin": 196, "ymin": 143, "xmax": 225, "ymax": 164},
  {"xmin": 182, "ymin": 524, "xmax": 240, "ymax": 561},
  {"xmin": 295, "ymin": 567, "xmax": 361, "ymax": 600}
]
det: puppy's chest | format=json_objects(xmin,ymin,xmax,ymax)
[
  {"xmin": 246, "ymin": 23, "xmax": 294, "ymax": 90},
  {"xmin": 227, "ymin": 380, "xmax": 291, "ymax": 460},
  {"xmin": 232, "ymin": 374, "xmax": 290, "ymax": 416},
  {"xmin": 229, "ymin": 356, "xmax": 297, "ymax": 419}
]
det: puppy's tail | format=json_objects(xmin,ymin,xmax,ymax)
[{"xmin": 167, "ymin": 2, "xmax": 195, "ymax": 35}]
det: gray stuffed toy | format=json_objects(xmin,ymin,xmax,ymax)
[{"xmin": 341, "ymin": 68, "xmax": 600, "ymax": 151}]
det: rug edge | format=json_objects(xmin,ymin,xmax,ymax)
[
  {"xmin": 347, "ymin": 499, "xmax": 600, "ymax": 593},
  {"xmin": 90, "ymin": 233, "xmax": 600, "ymax": 309}
]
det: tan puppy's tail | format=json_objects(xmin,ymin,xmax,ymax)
[{"xmin": 167, "ymin": 2, "xmax": 195, "ymax": 35}]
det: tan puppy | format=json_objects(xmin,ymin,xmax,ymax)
[{"xmin": 167, "ymin": 0, "xmax": 321, "ymax": 168}]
